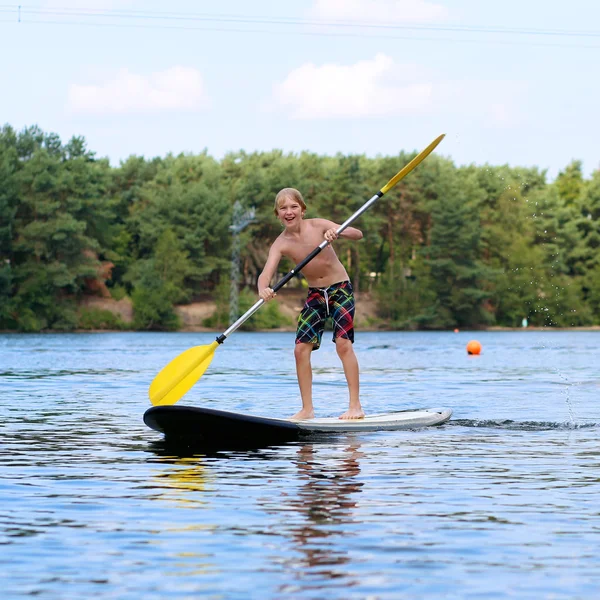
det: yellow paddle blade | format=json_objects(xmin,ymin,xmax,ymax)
[
  {"xmin": 149, "ymin": 341, "xmax": 219, "ymax": 406},
  {"xmin": 380, "ymin": 133, "xmax": 445, "ymax": 195}
]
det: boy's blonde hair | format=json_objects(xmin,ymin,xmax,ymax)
[{"xmin": 274, "ymin": 188, "xmax": 306, "ymax": 216}]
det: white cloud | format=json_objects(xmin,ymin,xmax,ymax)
[
  {"xmin": 67, "ymin": 66, "xmax": 209, "ymax": 115},
  {"xmin": 272, "ymin": 53, "xmax": 433, "ymax": 119},
  {"xmin": 309, "ymin": 0, "xmax": 449, "ymax": 23}
]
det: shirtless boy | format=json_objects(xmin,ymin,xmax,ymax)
[{"xmin": 258, "ymin": 187, "xmax": 365, "ymax": 421}]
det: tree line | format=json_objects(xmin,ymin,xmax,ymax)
[{"xmin": 1, "ymin": 124, "xmax": 599, "ymax": 332}]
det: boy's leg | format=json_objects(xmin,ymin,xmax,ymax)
[
  {"xmin": 292, "ymin": 342, "xmax": 315, "ymax": 420},
  {"xmin": 293, "ymin": 288, "xmax": 326, "ymax": 420},
  {"xmin": 329, "ymin": 281, "xmax": 363, "ymax": 419},
  {"xmin": 335, "ymin": 337, "xmax": 364, "ymax": 419}
]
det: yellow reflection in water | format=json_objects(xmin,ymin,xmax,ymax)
[{"xmin": 153, "ymin": 456, "xmax": 210, "ymax": 507}]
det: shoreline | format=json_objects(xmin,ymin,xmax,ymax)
[
  {"xmin": 4, "ymin": 294, "xmax": 599, "ymax": 334},
  {"xmin": 2, "ymin": 326, "xmax": 600, "ymax": 334}
]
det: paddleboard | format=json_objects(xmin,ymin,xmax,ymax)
[{"xmin": 144, "ymin": 405, "xmax": 452, "ymax": 444}]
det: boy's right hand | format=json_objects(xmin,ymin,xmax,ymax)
[{"xmin": 259, "ymin": 287, "xmax": 276, "ymax": 302}]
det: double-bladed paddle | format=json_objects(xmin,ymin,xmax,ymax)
[{"xmin": 148, "ymin": 133, "xmax": 445, "ymax": 406}]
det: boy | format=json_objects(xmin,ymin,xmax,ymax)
[{"xmin": 258, "ymin": 187, "xmax": 365, "ymax": 421}]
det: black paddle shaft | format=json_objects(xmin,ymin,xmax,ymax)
[{"xmin": 273, "ymin": 246, "xmax": 322, "ymax": 292}]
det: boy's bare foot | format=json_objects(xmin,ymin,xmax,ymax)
[
  {"xmin": 339, "ymin": 407, "xmax": 365, "ymax": 420},
  {"xmin": 290, "ymin": 408, "xmax": 315, "ymax": 421}
]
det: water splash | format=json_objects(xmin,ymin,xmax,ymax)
[{"xmin": 449, "ymin": 419, "xmax": 597, "ymax": 431}]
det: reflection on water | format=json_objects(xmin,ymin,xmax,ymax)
[
  {"xmin": 284, "ymin": 442, "xmax": 363, "ymax": 582},
  {"xmin": 154, "ymin": 457, "xmax": 209, "ymax": 502},
  {"xmin": 148, "ymin": 440, "xmax": 368, "ymax": 594},
  {"xmin": 1, "ymin": 331, "xmax": 600, "ymax": 598}
]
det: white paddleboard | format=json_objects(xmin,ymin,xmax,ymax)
[{"xmin": 144, "ymin": 405, "xmax": 452, "ymax": 444}]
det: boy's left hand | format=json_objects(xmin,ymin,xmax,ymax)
[{"xmin": 324, "ymin": 229, "xmax": 338, "ymax": 243}]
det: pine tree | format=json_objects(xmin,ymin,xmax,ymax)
[{"xmin": 419, "ymin": 167, "xmax": 493, "ymax": 328}]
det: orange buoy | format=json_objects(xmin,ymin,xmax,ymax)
[
  {"xmin": 454, "ymin": 328, "xmax": 459, "ymax": 333},
  {"xmin": 466, "ymin": 340, "xmax": 481, "ymax": 355}
]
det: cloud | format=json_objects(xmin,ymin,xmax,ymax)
[
  {"xmin": 309, "ymin": 0, "xmax": 449, "ymax": 22},
  {"xmin": 272, "ymin": 53, "xmax": 433, "ymax": 119},
  {"xmin": 272, "ymin": 54, "xmax": 525, "ymax": 127},
  {"xmin": 67, "ymin": 66, "xmax": 209, "ymax": 115}
]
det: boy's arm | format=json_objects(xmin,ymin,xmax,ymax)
[
  {"xmin": 257, "ymin": 241, "xmax": 282, "ymax": 302},
  {"xmin": 318, "ymin": 218, "xmax": 363, "ymax": 241}
]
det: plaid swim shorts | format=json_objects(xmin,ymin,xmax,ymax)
[{"xmin": 295, "ymin": 280, "xmax": 355, "ymax": 351}]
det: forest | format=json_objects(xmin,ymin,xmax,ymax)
[{"xmin": 1, "ymin": 124, "xmax": 599, "ymax": 332}]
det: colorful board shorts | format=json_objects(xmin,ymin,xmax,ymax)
[{"xmin": 295, "ymin": 281, "xmax": 355, "ymax": 351}]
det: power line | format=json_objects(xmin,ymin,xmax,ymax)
[
  {"xmin": 1, "ymin": 5, "xmax": 599, "ymax": 48},
  {"xmin": 3, "ymin": 4, "xmax": 600, "ymax": 37}
]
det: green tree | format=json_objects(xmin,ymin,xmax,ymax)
[
  {"xmin": 6, "ymin": 127, "xmax": 111, "ymax": 330},
  {"xmin": 579, "ymin": 169, "xmax": 600, "ymax": 321},
  {"xmin": 477, "ymin": 168, "xmax": 546, "ymax": 326},
  {"xmin": 555, "ymin": 160, "xmax": 584, "ymax": 206},
  {"xmin": 127, "ymin": 228, "xmax": 194, "ymax": 330},
  {"xmin": 526, "ymin": 180, "xmax": 592, "ymax": 326},
  {"xmin": 0, "ymin": 126, "xmax": 19, "ymax": 325},
  {"xmin": 125, "ymin": 153, "xmax": 229, "ymax": 296},
  {"xmin": 419, "ymin": 166, "xmax": 493, "ymax": 328}
]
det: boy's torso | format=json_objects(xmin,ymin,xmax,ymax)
[{"xmin": 278, "ymin": 219, "xmax": 349, "ymax": 288}]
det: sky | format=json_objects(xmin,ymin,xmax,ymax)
[{"xmin": 1, "ymin": 0, "xmax": 599, "ymax": 180}]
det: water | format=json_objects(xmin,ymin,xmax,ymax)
[{"xmin": 1, "ymin": 331, "xmax": 599, "ymax": 599}]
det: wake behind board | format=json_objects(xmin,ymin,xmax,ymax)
[{"xmin": 144, "ymin": 405, "xmax": 452, "ymax": 445}]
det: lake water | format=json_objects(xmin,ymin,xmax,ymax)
[{"xmin": 1, "ymin": 330, "xmax": 599, "ymax": 599}]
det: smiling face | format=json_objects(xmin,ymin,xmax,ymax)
[
  {"xmin": 274, "ymin": 188, "xmax": 306, "ymax": 229},
  {"xmin": 276, "ymin": 195, "xmax": 305, "ymax": 228}
]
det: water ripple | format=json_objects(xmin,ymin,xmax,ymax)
[{"xmin": 1, "ymin": 330, "xmax": 599, "ymax": 598}]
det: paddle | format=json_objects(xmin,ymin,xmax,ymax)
[{"xmin": 149, "ymin": 133, "xmax": 445, "ymax": 406}]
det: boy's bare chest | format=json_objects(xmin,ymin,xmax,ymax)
[
  {"xmin": 280, "ymin": 227, "xmax": 323, "ymax": 259},
  {"xmin": 281, "ymin": 238, "xmax": 337, "ymax": 265}
]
